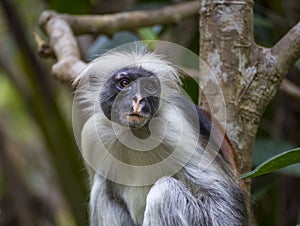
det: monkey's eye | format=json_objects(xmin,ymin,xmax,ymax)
[
  {"xmin": 145, "ymin": 83, "xmax": 155, "ymax": 91},
  {"xmin": 119, "ymin": 79, "xmax": 130, "ymax": 88},
  {"xmin": 143, "ymin": 79, "xmax": 159, "ymax": 94}
]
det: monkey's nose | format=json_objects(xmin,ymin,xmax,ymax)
[{"xmin": 132, "ymin": 95, "xmax": 145, "ymax": 113}]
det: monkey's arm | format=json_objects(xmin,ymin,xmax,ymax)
[
  {"xmin": 90, "ymin": 174, "xmax": 135, "ymax": 226},
  {"xmin": 143, "ymin": 177, "xmax": 201, "ymax": 226},
  {"xmin": 143, "ymin": 174, "xmax": 248, "ymax": 226}
]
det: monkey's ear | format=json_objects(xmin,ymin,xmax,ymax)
[
  {"xmin": 174, "ymin": 66, "xmax": 199, "ymax": 81},
  {"xmin": 72, "ymin": 69, "xmax": 93, "ymax": 90},
  {"xmin": 72, "ymin": 74, "xmax": 83, "ymax": 89},
  {"xmin": 196, "ymin": 107, "xmax": 240, "ymax": 177}
]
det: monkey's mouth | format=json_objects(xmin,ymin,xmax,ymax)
[{"xmin": 124, "ymin": 113, "xmax": 149, "ymax": 127}]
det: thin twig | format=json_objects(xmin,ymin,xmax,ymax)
[
  {"xmin": 280, "ymin": 78, "xmax": 300, "ymax": 101},
  {"xmin": 33, "ymin": 31, "xmax": 53, "ymax": 58}
]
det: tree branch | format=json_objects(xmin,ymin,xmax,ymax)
[
  {"xmin": 245, "ymin": 20, "xmax": 300, "ymax": 135},
  {"xmin": 39, "ymin": 11, "xmax": 87, "ymax": 85},
  {"xmin": 43, "ymin": 1, "xmax": 199, "ymax": 36},
  {"xmin": 280, "ymin": 78, "xmax": 300, "ymax": 101},
  {"xmin": 33, "ymin": 31, "xmax": 54, "ymax": 58},
  {"xmin": 38, "ymin": 1, "xmax": 199, "ymax": 85},
  {"xmin": 271, "ymin": 21, "xmax": 300, "ymax": 75},
  {"xmin": 198, "ymin": 0, "xmax": 300, "ymax": 189}
]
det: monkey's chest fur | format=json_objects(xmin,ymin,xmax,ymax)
[
  {"xmin": 111, "ymin": 182, "xmax": 152, "ymax": 225},
  {"xmin": 84, "ymin": 110, "xmax": 204, "ymax": 224},
  {"xmin": 86, "ymin": 120, "xmax": 198, "ymax": 225},
  {"xmin": 101, "ymin": 138, "xmax": 184, "ymax": 225}
]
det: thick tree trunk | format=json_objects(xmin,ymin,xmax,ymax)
[
  {"xmin": 199, "ymin": 0, "xmax": 256, "ymax": 188},
  {"xmin": 199, "ymin": 0, "xmax": 300, "ymax": 191}
]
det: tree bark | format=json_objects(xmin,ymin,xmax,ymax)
[
  {"xmin": 199, "ymin": 0, "xmax": 300, "ymax": 191},
  {"xmin": 199, "ymin": 0, "xmax": 256, "ymax": 188}
]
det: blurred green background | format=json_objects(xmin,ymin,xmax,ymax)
[{"xmin": 0, "ymin": 0, "xmax": 299, "ymax": 225}]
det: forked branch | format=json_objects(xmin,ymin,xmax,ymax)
[{"xmin": 38, "ymin": 1, "xmax": 199, "ymax": 85}]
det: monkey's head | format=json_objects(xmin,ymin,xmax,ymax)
[
  {"xmin": 74, "ymin": 49, "xmax": 182, "ymax": 133},
  {"xmin": 100, "ymin": 66, "xmax": 161, "ymax": 128}
]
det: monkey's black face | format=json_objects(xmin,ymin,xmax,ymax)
[{"xmin": 100, "ymin": 67, "xmax": 161, "ymax": 128}]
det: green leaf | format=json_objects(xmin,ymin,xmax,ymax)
[
  {"xmin": 252, "ymin": 139, "xmax": 300, "ymax": 176},
  {"xmin": 239, "ymin": 148, "xmax": 300, "ymax": 179}
]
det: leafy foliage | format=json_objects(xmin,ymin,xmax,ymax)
[{"xmin": 240, "ymin": 148, "xmax": 300, "ymax": 179}]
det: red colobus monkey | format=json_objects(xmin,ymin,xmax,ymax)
[{"xmin": 73, "ymin": 47, "xmax": 248, "ymax": 226}]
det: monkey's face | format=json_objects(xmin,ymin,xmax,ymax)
[{"xmin": 100, "ymin": 67, "xmax": 161, "ymax": 128}]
